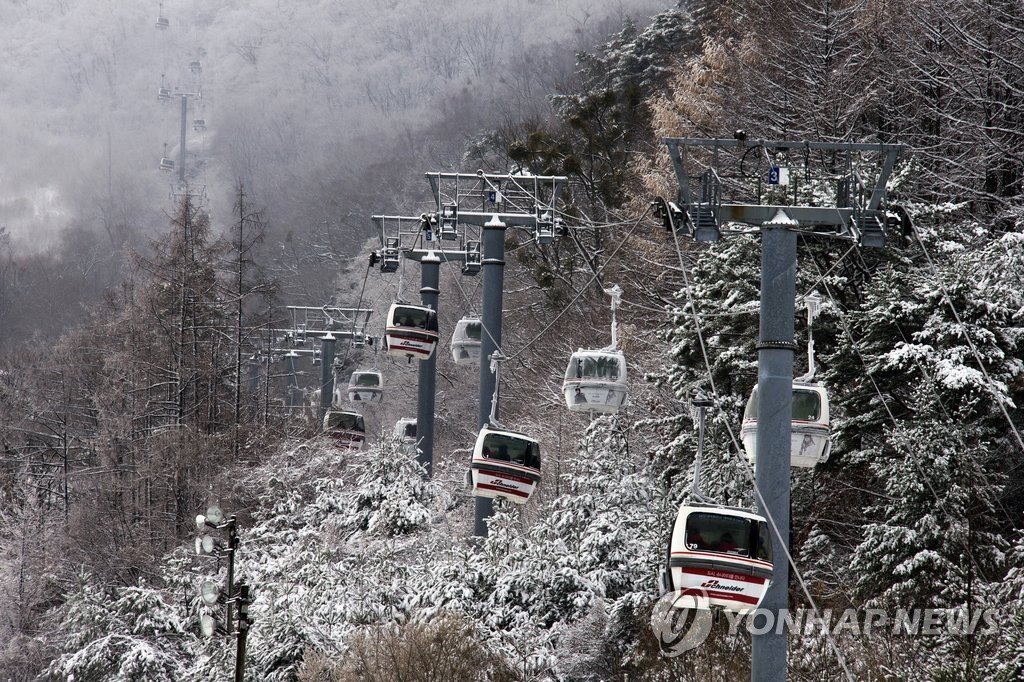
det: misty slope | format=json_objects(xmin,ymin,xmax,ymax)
[{"xmin": 0, "ymin": 0, "xmax": 664, "ymax": 249}]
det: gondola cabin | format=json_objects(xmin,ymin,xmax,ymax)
[
  {"xmin": 322, "ymin": 410, "xmax": 366, "ymax": 450},
  {"xmin": 159, "ymin": 157, "xmax": 175, "ymax": 172},
  {"xmin": 393, "ymin": 417, "xmax": 417, "ymax": 454},
  {"xmin": 663, "ymin": 504, "xmax": 773, "ymax": 614},
  {"xmin": 347, "ymin": 370, "xmax": 384, "ymax": 403},
  {"xmin": 740, "ymin": 380, "xmax": 831, "ymax": 468},
  {"xmin": 470, "ymin": 427, "xmax": 541, "ymax": 504},
  {"xmin": 384, "ymin": 303, "xmax": 439, "ymax": 360},
  {"xmin": 563, "ymin": 349, "xmax": 627, "ymax": 414},
  {"xmin": 451, "ymin": 316, "xmax": 482, "ymax": 365}
]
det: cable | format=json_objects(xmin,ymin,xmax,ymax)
[
  {"xmin": 504, "ymin": 206, "xmax": 651, "ymax": 362},
  {"xmin": 334, "ymin": 260, "xmax": 374, "ymax": 375},
  {"xmin": 909, "ymin": 222, "xmax": 1024, "ymax": 456},
  {"xmin": 437, "ymin": 207, "xmax": 652, "ymax": 366},
  {"xmin": 806, "ymin": 238, "xmax": 1002, "ymax": 585}
]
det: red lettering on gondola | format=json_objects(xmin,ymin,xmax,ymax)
[{"xmin": 476, "ymin": 482, "xmax": 530, "ymax": 498}]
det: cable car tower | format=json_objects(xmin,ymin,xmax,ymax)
[
  {"xmin": 657, "ymin": 135, "xmax": 904, "ymax": 682},
  {"xmin": 156, "ymin": 51, "xmax": 206, "ymax": 202},
  {"xmin": 370, "ymin": 213, "xmax": 486, "ymax": 477},
  {"xmin": 370, "ymin": 170, "xmax": 567, "ymax": 493},
  {"xmin": 267, "ymin": 306, "xmax": 374, "ymax": 421},
  {"xmin": 424, "ymin": 170, "xmax": 567, "ymax": 535}
]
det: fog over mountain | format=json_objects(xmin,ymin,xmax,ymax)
[{"xmin": 0, "ymin": 0, "xmax": 667, "ymax": 252}]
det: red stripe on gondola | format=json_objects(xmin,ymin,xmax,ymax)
[
  {"xmin": 671, "ymin": 550, "xmax": 772, "ymax": 569},
  {"xmin": 473, "ymin": 459, "xmax": 540, "ymax": 477},
  {"xmin": 386, "ymin": 329, "xmax": 440, "ymax": 341},
  {"xmin": 477, "ymin": 482, "xmax": 530, "ymax": 498},
  {"xmin": 387, "ymin": 343, "xmax": 432, "ymax": 357},
  {"xmin": 680, "ymin": 588, "xmax": 761, "ymax": 605},
  {"xmin": 476, "ymin": 470, "xmax": 534, "ymax": 485},
  {"xmin": 681, "ymin": 567, "xmax": 768, "ymax": 585}
]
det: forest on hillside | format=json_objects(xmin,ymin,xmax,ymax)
[{"xmin": 1, "ymin": 1, "xmax": 1024, "ymax": 680}]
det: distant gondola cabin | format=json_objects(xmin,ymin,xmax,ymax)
[
  {"xmin": 740, "ymin": 381, "xmax": 831, "ymax": 468},
  {"xmin": 469, "ymin": 427, "xmax": 541, "ymax": 504},
  {"xmin": 662, "ymin": 504, "xmax": 773, "ymax": 614},
  {"xmin": 563, "ymin": 349, "xmax": 627, "ymax": 414},
  {"xmin": 384, "ymin": 303, "xmax": 439, "ymax": 360},
  {"xmin": 322, "ymin": 410, "xmax": 366, "ymax": 451},
  {"xmin": 451, "ymin": 316, "xmax": 482, "ymax": 365},
  {"xmin": 347, "ymin": 370, "xmax": 384, "ymax": 403},
  {"xmin": 393, "ymin": 417, "xmax": 417, "ymax": 454}
]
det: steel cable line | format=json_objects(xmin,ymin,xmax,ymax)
[
  {"xmin": 909, "ymin": 222, "xmax": 1024, "ymax": 457},
  {"xmin": 437, "ymin": 206, "xmax": 652, "ymax": 365},
  {"xmin": 805, "ymin": 239, "xmax": 1002, "ymax": 586},
  {"xmin": 333, "ymin": 258, "xmax": 374, "ymax": 375},
  {"xmin": 667, "ymin": 224, "xmax": 857, "ymax": 681}
]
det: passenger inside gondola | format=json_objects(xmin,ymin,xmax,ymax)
[
  {"xmin": 718, "ymin": 533, "xmax": 738, "ymax": 552},
  {"xmin": 792, "ymin": 389, "xmax": 821, "ymax": 421},
  {"xmin": 482, "ymin": 435, "xmax": 541, "ymax": 469},
  {"xmin": 757, "ymin": 525, "xmax": 772, "ymax": 561}
]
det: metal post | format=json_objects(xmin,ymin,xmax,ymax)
[
  {"xmin": 417, "ymin": 253, "xmax": 441, "ymax": 475},
  {"xmin": 751, "ymin": 224, "xmax": 796, "ymax": 682},
  {"xmin": 225, "ymin": 518, "xmax": 238, "ymax": 635},
  {"xmin": 285, "ymin": 353, "xmax": 299, "ymax": 409},
  {"xmin": 319, "ymin": 333, "xmax": 336, "ymax": 420},
  {"xmin": 178, "ymin": 95, "xmax": 187, "ymax": 185},
  {"xmin": 247, "ymin": 357, "xmax": 259, "ymax": 395},
  {"xmin": 474, "ymin": 216, "xmax": 506, "ymax": 537},
  {"xmin": 234, "ymin": 583, "xmax": 250, "ymax": 682}
]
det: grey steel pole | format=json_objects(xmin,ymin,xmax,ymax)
[
  {"xmin": 319, "ymin": 334, "xmax": 336, "ymax": 421},
  {"xmin": 233, "ymin": 583, "xmax": 250, "ymax": 682},
  {"xmin": 751, "ymin": 224, "xmax": 796, "ymax": 682},
  {"xmin": 178, "ymin": 95, "xmax": 187, "ymax": 185},
  {"xmin": 247, "ymin": 357, "xmax": 259, "ymax": 395},
  {"xmin": 474, "ymin": 217, "xmax": 506, "ymax": 537},
  {"xmin": 225, "ymin": 518, "xmax": 238, "ymax": 635},
  {"xmin": 417, "ymin": 253, "xmax": 441, "ymax": 475},
  {"xmin": 285, "ymin": 354, "xmax": 299, "ymax": 409}
]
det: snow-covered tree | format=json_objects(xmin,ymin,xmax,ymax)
[{"xmin": 44, "ymin": 573, "xmax": 191, "ymax": 682}]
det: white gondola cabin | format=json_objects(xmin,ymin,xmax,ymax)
[
  {"xmin": 347, "ymin": 370, "xmax": 384, "ymax": 403},
  {"xmin": 158, "ymin": 87, "xmax": 172, "ymax": 101},
  {"xmin": 393, "ymin": 417, "xmax": 417, "ymax": 454},
  {"xmin": 470, "ymin": 427, "xmax": 541, "ymax": 504},
  {"xmin": 159, "ymin": 157, "xmax": 175, "ymax": 172},
  {"xmin": 193, "ymin": 118, "xmax": 207, "ymax": 132},
  {"xmin": 322, "ymin": 410, "xmax": 366, "ymax": 450},
  {"xmin": 451, "ymin": 316, "xmax": 482, "ymax": 365},
  {"xmin": 384, "ymin": 303, "xmax": 439, "ymax": 360},
  {"xmin": 662, "ymin": 504, "xmax": 773, "ymax": 614},
  {"xmin": 740, "ymin": 380, "xmax": 831, "ymax": 468},
  {"xmin": 563, "ymin": 349, "xmax": 627, "ymax": 414}
]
